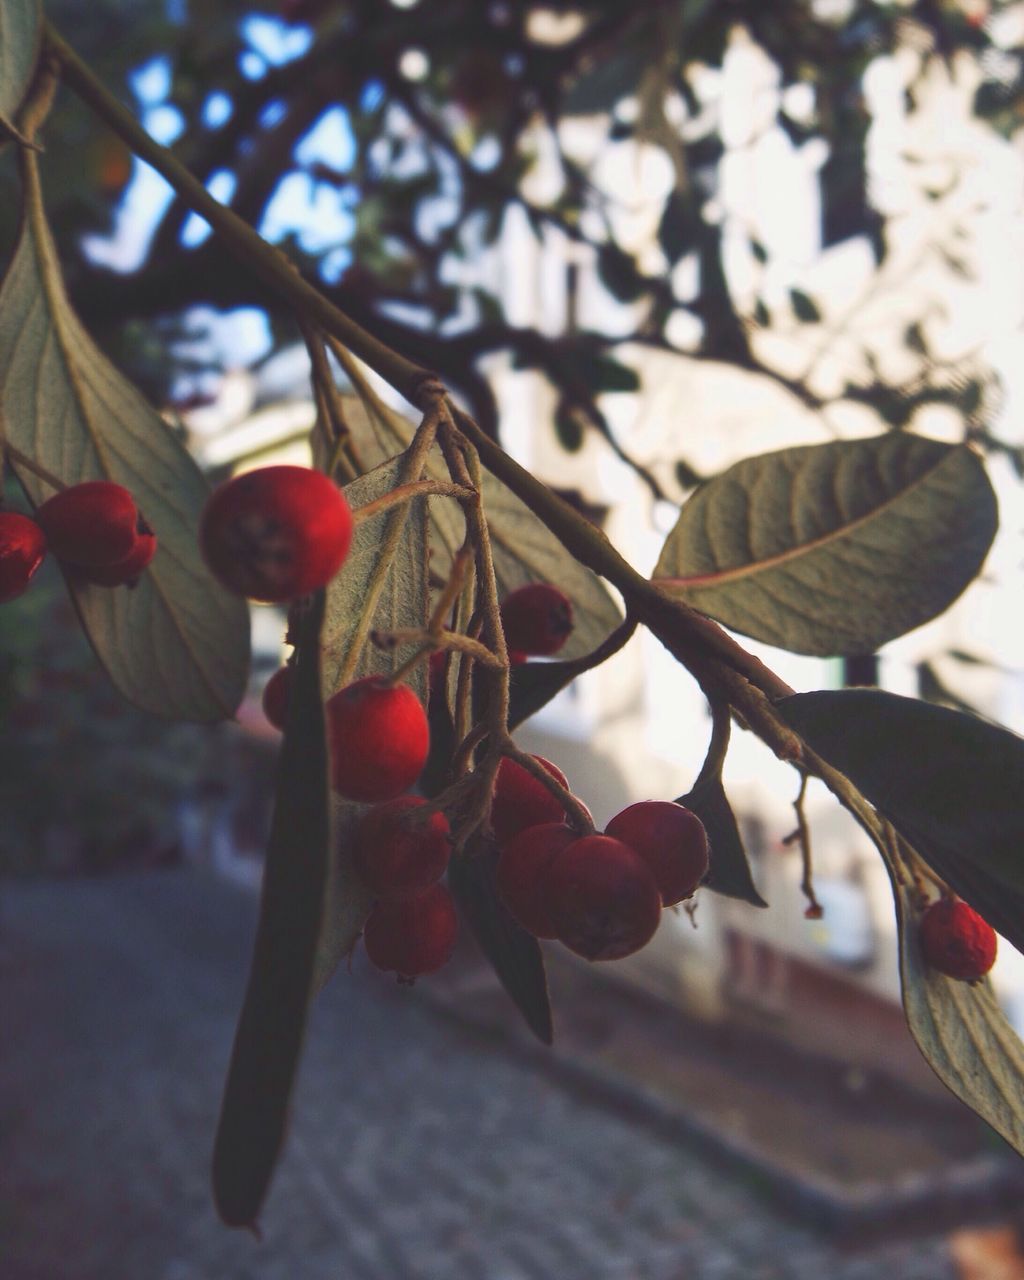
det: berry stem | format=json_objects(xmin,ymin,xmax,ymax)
[
  {"xmin": 791, "ymin": 771, "xmax": 822, "ymax": 918},
  {"xmin": 2, "ymin": 442, "xmax": 67, "ymax": 494},
  {"xmin": 351, "ymin": 479, "xmax": 475, "ymax": 524},
  {"xmin": 503, "ymin": 744, "xmax": 596, "ymax": 837},
  {"xmin": 300, "ymin": 321, "xmax": 362, "ymax": 483}
]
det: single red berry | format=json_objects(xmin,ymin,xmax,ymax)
[
  {"xmin": 326, "ymin": 676, "xmax": 429, "ymax": 802},
  {"xmin": 604, "ymin": 801, "xmax": 709, "ymax": 906},
  {"xmin": 509, "ymin": 651, "xmax": 528, "ymax": 666},
  {"xmin": 496, "ymin": 822, "xmax": 577, "ymax": 938},
  {"xmin": 363, "ymin": 883, "xmax": 458, "ymax": 979},
  {"xmin": 354, "ymin": 796, "xmax": 451, "ymax": 898},
  {"xmin": 79, "ymin": 527, "xmax": 157, "ymax": 587},
  {"xmin": 543, "ymin": 835, "xmax": 661, "ymax": 962},
  {"xmin": 262, "ymin": 666, "xmax": 292, "ymax": 731},
  {"xmin": 491, "ymin": 754, "xmax": 570, "ymax": 845},
  {"xmin": 0, "ymin": 512, "xmax": 47, "ymax": 603},
  {"xmin": 500, "ymin": 583, "xmax": 574, "ymax": 656},
  {"xmin": 199, "ymin": 465, "xmax": 353, "ymax": 602},
  {"xmin": 919, "ymin": 899, "xmax": 997, "ymax": 982},
  {"xmin": 36, "ymin": 481, "xmax": 140, "ymax": 568}
]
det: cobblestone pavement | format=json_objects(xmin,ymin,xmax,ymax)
[{"xmin": 1, "ymin": 870, "xmax": 961, "ymax": 1280}]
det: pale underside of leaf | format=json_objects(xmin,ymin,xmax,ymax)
[
  {"xmin": 0, "ymin": 155, "xmax": 249, "ymax": 720},
  {"xmin": 890, "ymin": 860, "xmax": 1024, "ymax": 1161},
  {"xmin": 0, "ymin": 0, "xmax": 41, "ymax": 139},
  {"xmin": 313, "ymin": 459, "xmax": 431, "ymax": 991},
  {"xmin": 653, "ymin": 434, "xmax": 997, "ymax": 657},
  {"xmin": 337, "ymin": 390, "xmax": 623, "ymax": 659}
]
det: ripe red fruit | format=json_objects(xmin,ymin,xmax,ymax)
[
  {"xmin": 496, "ymin": 822, "xmax": 577, "ymax": 938},
  {"xmin": 36, "ymin": 481, "xmax": 140, "ymax": 567},
  {"xmin": 262, "ymin": 665, "xmax": 292, "ymax": 731},
  {"xmin": 363, "ymin": 883, "xmax": 458, "ymax": 979},
  {"xmin": 543, "ymin": 835, "xmax": 661, "ymax": 962},
  {"xmin": 199, "ymin": 465, "xmax": 353, "ymax": 602},
  {"xmin": 79, "ymin": 528, "xmax": 157, "ymax": 587},
  {"xmin": 354, "ymin": 796, "xmax": 451, "ymax": 898},
  {"xmin": 500, "ymin": 583, "xmax": 574, "ymax": 656},
  {"xmin": 919, "ymin": 899, "xmax": 997, "ymax": 982},
  {"xmin": 491, "ymin": 754, "xmax": 570, "ymax": 845},
  {"xmin": 605, "ymin": 801, "xmax": 709, "ymax": 906},
  {"xmin": 0, "ymin": 512, "xmax": 47, "ymax": 603},
  {"xmin": 326, "ymin": 676, "xmax": 429, "ymax": 802}
]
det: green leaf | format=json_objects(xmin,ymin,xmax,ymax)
[
  {"xmin": 312, "ymin": 458, "xmax": 431, "ymax": 991},
  {"xmin": 776, "ymin": 689, "xmax": 1024, "ymax": 955},
  {"xmin": 448, "ymin": 837, "xmax": 553, "ymax": 1045},
  {"xmin": 0, "ymin": 0, "xmax": 41, "ymax": 141},
  {"xmin": 596, "ymin": 243, "xmax": 646, "ymax": 303},
  {"xmin": 554, "ymin": 401, "xmax": 585, "ymax": 453},
  {"xmin": 0, "ymin": 154, "xmax": 249, "ymax": 720},
  {"xmin": 653, "ymin": 434, "xmax": 997, "ymax": 657},
  {"xmin": 507, "ymin": 658, "xmax": 581, "ymax": 730},
  {"xmin": 658, "ymin": 192, "xmax": 698, "ymax": 263},
  {"xmin": 889, "ymin": 863, "xmax": 1024, "ymax": 1162},
  {"xmin": 583, "ymin": 353, "xmax": 641, "ymax": 395},
  {"xmin": 677, "ymin": 775, "xmax": 766, "ymax": 907},
  {"xmin": 790, "ymin": 288, "xmax": 822, "ymax": 322},
  {"xmin": 212, "ymin": 592, "xmax": 329, "ymax": 1228},
  {"xmin": 336, "ymin": 390, "xmax": 623, "ymax": 660}
]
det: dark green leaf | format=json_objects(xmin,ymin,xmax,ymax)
[
  {"xmin": 0, "ymin": 154, "xmax": 250, "ymax": 720},
  {"xmin": 448, "ymin": 837, "xmax": 553, "ymax": 1045},
  {"xmin": 790, "ymin": 288, "xmax": 822, "ymax": 322},
  {"xmin": 776, "ymin": 689, "xmax": 1024, "ymax": 955},
  {"xmin": 0, "ymin": 0, "xmax": 40, "ymax": 140},
  {"xmin": 750, "ymin": 239, "xmax": 768, "ymax": 264},
  {"xmin": 554, "ymin": 401, "xmax": 585, "ymax": 453},
  {"xmin": 653, "ymin": 434, "xmax": 997, "ymax": 656},
  {"xmin": 658, "ymin": 191, "xmax": 697, "ymax": 263},
  {"xmin": 313, "ymin": 458, "xmax": 431, "ymax": 990},
  {"xmin": 888, "ymin": 862, "xmax": 1024, "ymax": 1161},
  {"xmin": 212, "ymin": 592, "xmax": 329, "ymax": 1228},
  {"xmin": 596, "ymin": 243, "xmax": 646, "ymax": 303},
  {"xmin": 584, "ymin": 354, "xmax": 641, "ymax": 395},
  {"xmin": 674, "ymin": 458, "xmax": 703, "ymax": 490},
  {"xmin": 507, "ymin": 657, "xmax": 581, "ymax": 730},
  {"xmin": 677, "ymin": 775, "xmax": 766, "ymax": 907},
  {"xmin": 752, "ymin": 298, "xmax": 770, "ymax": 327}
]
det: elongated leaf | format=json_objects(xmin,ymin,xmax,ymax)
[
  {"xmin": 653, "ymin": 435, "xmax": 997, "ymax": 657},
  {"xmin": 888, "ymin": 859, "xmax": 1024, "ymax": 1161},
  {"xmin": 337, "ymin": 391, "xmax": 623, "ymax": 658},
  {"xmin": 312, "ymin": 459, "xmax": 430, "ymax": 990},
  {"xmin": 677, "ymin": 775, "xmax": 766, "ymax": 907},
  {"xmin": 0, "ymin": 154, "xmax": 249, "ymax": 720},
  {"xmin": 212, "ymin": 592, "xmax": 328, "ymax": 1228},
  {"xmin": 448, "ymin": 837, "xmax": 553, "ymax": 1045},
  {"xmin": 777, "ymin": 690, "xmax": 1024, "ymax": 954},
  {"xmin": 0, "ymin": 0, "xmax": 41, "ymax": 140}
]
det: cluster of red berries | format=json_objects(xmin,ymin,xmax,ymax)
[
  {"xmin": 0, "ymin": 480, "xmax": 157, "ymax": 603},
  {"xmin": 494, "ymin": 757, "xmax": 709, "ymax": 961},
  {"xmin": 919, "ymin": 897, "xmax": 997, "ymax": 982}
]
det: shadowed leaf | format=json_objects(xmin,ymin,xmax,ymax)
[
  {"xmin": 777, "ymin": 690, "xmax": 1024, "ymax": 954},
  {"xmin": 654, "ymin": 435, "xmax": 997, "ymax": 657},
  {"xmin": 677, "ymin": 775, "xmax": 766, "ymax": 907},
  {"xmin": 212, "ymin": 592, "xmax": 329, "ymax": 1228},
  {"xmin": 448, "ymin": 837, "xmax": 553, "ymax": 1046},
  {"xmin": 0, "ymin": 154, "xmax": 249, "ymax": 720}
]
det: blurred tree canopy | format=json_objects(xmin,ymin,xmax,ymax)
[{"xmin": 7, "ymin": 0, "xmax": 1022, "ymax": 477}]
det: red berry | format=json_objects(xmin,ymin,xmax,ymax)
[
  {"xmin": 604, "ymin": 801, "xmax": 709, "ymax": 906},
  {"xmin": 36, "ymin": 481, "xmax": 140, "ymax": 568},
  {"xmin": 496, "ymin": 822, "xmax": 576, "ymax": 938},
  {"xmin": 262, "ymin": 666, "xmax": 292, "ymax": 731},
  {"xmin": 354, "ymin": 796, "xmax": 451, "ymax": 898},
  {"xmin": 0, "ymin": 512, "xmax": 47, "ymax": 603},
  {"xmin": 491, "ymin": 754, "xmax": 570, "ymax": 845},
  {"xmin": 326, "ymin": 676, "xmax": 429, "ymax": 802},
  {"xmin": 363, "ymin": 883, "xmax": 458, "ymax": 979},
  {"xmin": 199, "ymin": 465, "xmax": 353, "ymax": 602},
  {"xmin": 919, "ymin": 899, "xmax": 997, "ymax": 982},
  {"xmin": 543, "ymin": 835, "xmax": 661, "ymax": 962},
  {"xmin": 500, "ymin": 583, "xmax": 574, "ymax": 656},
  {"xmin": 79, "ymin": 528, "xmax": 157, "ymax": 587}
]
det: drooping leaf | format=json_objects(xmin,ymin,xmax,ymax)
[
  {"xmin": 448, "ymin": 837, "xmax": 553, "ymax": 1046},
  {"xmin": 508, "ymin": 658, "xmax": 582, "ymax": 730},
  {"xmin": 0, "ymin": 0, "xmax": 41, "ymax": 141},
  {"xmin": 337, "ymin": 389, "xmax": 623, "ymax": 659},
  {"xmin": 0, "ymin": 154, "xmax": 249, "ymax": 720},
  {"xmin": 653, "ymin": 434, "xmax": 997, "ymax": 657},
  {"xmin": 312, "ymin": 458, "xmax": 431, "ymax": 990},
  {"xmin": 887, "ymin": 856, "xmax": 1024, "ymax": 1161},
  {"xmin": 776, "ymin": 689, "xmax": 1024, "ymax": 954},
  {"xmin": 212, "ymin": 592, "xmax": 329, "ymax": 1228},
  {"xmin": 677, "ymin": 775, "xmax": 766, "ymax": 907}
]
